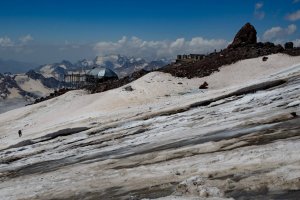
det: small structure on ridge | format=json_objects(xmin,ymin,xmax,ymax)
[
  {"xmin": 86, "ymin": 67, "xmax": 118, "ymax": 83},
  {"xmin": 176, "ymin": 54, "xmax": 205, "ymax": 62},
  {"xmin": 64, "ymin": 67, "xmax": 118, "ymax": 87}
]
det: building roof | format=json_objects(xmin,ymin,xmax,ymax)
[{"xmin": 87, "ymin": 67, "xmax": 118, "ymax": 79}]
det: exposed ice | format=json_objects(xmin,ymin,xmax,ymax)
[{"xmin": 0, "ymin": 54, "xmax": 300, "ymax": 199}]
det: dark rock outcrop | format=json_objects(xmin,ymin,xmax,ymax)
[
  {"xmin": 124, "ymin": 86, "xmax": 134, "ymax": 91},
  {"xmin": 285, "ymin": 42, "xmax": 294, "ymax": 49},
  {"xmin": 84, "ymin": 23, "xmax": 300, "ymax": 94},
  {"xmin": 160, "ymin": 42, "xmax": 284, "ymax": 78},
  {"xmin": 199, "ymin": 82, "xmax": 208, "ymax": 89},
  {"xmin": 31, "ymin": 88, "xmax": 72, "ymax": 104},
  {"xmin": 284, "ymin": 47, "xmax": 300, "ymax": 56},
  {"xmin": 290, "ymin": 112, "xmax": 297, "ymax": 118},
  {"xmin": 228, "ymin": 23, "xmax": 257, "ymax": 49},
  {"xmin": 84, "ymin": 70, "xmax": 148, "ymax": 94}
]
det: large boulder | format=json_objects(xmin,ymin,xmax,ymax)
[
  {"xmin": 228, "ymin": 23, "xmax": 257, "ymax": 48},
  {"xmin": 285, "ymin": 42, "xmax": 294, "ymax": 49}
]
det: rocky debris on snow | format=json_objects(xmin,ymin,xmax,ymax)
[
  {"xmin": 31, "ymin": 88, "xmax": 73, "ymax": 104},
  {"xmin": 262, "ymin": 56, "xmax": 268, "ymax": 61},
  {"xmin": 199, "ymin": 81, "xmax": 209, "ymax": 89},
  {"xmin": 290, "ymin": 112, "xmax": 298, "ymax": 118},
  {"xmin": 124, "ymin": 85, "xmax": 134, "ymax": 91}
]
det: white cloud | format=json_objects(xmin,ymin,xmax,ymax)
[
  {"xmin": 286, "ymin": 10, "xmax": 300, "ymax": 21},
  {"xmin": 293, "ymin": 0, "xmax": 300, "ymax": 3},
  {"xmin": 293, "ymin": 39, "xmax": 300, "ymax": 47},
  {"xmin": 0, "ymin": 34, "xmax": 34, "ymax": 48},
  {"xmin": 263, "ymin": 24, "xmax": 297, "ymax": 41},
  {"xmin": 255, "ymin": 3, "xmax": 263, "ymax": 9},
  {"xmin": 254, "ymin": 2, "xmax": 265, "ymax": 20},
  {"xmin": 94, "ymin": 36, "xmax": 228, "ymax": 60},
  {"xmin": 287, "ymin": 24, "xmax": 297, "ymax": 34},
  {"xmin": 19, "ymin": 34, "xmax": 33, "ymax": 44},
  {"xmin": 0, "ymin": 37, "xmax": 14, "ymax": 47}
]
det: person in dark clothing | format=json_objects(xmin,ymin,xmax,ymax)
[{"xmin": 18, "ymin": 130, "xmax": 22, "ymax": 137}]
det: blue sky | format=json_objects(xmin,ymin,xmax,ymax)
[{"xmin": 0, "ymin": 0, "xmax": 299, "ymax": 64}]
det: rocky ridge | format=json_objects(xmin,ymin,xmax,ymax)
[
  {"xmin": 86, "ymin": 23, "xmax": 300, "ymax": 94},
  {"xmin": 228, "ymin": 22, "xmax": 257, "ymax": 48},
  {"xmin": 161, "ymin": 23, "xmax": 300, "ymax": 78}
]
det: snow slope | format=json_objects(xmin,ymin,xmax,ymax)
[{"xmin": 0, "ymin": 54, "xmax": 300, "ymax": 199}]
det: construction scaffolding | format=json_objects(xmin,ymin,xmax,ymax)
[{"xmin": 64, "ymin": 73, "xmax": 87, "ymax": 88}]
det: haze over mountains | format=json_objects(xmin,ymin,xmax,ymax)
[
  {"xmin": 0, "ymin": 59, "xmax": 38, "ymax": 74},
  {"xmin": 37, "ymin": 55, "xmax": 168, "ymax": 81},
  {"xmin": 0, "ymin": 54, "xmax": 168, "ymax": 114}
]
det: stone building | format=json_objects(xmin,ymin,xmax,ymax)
[{"xmin": 176, "ymin": 54, "xmax": 205, "ymax": 62}]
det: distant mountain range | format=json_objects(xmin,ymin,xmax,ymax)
[
  {"xmin": 0, "ymin": 72, "xmax": 54, "ymax": 113},
  {"xmin": 36, "ymin": 55, "xmax": 169, "ymax": 80},
  {"xmin": 94, "ymin": 55, "xmax": 168, "ymax": 77},
  {"xmin": 0, "ymin": 55, "xmax": 169, "ymax": 113}
]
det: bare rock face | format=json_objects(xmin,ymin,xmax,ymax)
[
  {"xmin": 228, "ymin": 23, "xmax": 257, "ymax": 48},
  {"xmin": 285, "ymin": 42, "xmax": 294, "ymax": 49}
]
